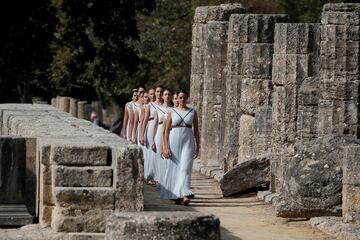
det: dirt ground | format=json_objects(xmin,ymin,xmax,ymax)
[{"xmin": 144, "ymin": 172, "xmax": 335, "ymax": 240}]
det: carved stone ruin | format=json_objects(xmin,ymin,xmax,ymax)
[{"xmin": 191, "ymin": 2, "xmax": 360, "ymax": 235}]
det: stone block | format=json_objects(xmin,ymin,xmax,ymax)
[
  {"xmin": 254, "ymin": 106, "xmax": 272, "ymax": 155},
  {"xmin": 53, "ymin": 166, "xmax": 113, "ymax": 187},
  {"xmin": 226, "ymin": 43, "xmax": 243, "ymax": 75},
  {"xmin": 318, "ymin": 99, "xmax": 359, "ymax": 136},
  {"xmin": 191, "ymin": 47, "xmax": 204, "ymax": 74},
  {"xmin": 52, "ymin": 207, "xmax": 113, "ymax": 233},
  {"xmin": 274, "ymin": 23, "xmax": 320, "ymax": 54},
  {"xmin": 297, "ymin": 106, "xmax": 319, "ymax": 139},
  {"xmin": 298, "ymin": 77, "xmax": 319, "ymax": 106},
  {"xmin": 192, "ymin": 23, "xmax": 206, "ymax": 48},
  {"xmin": 194, "ymin": 4, "xmax": 245, "ymax": 23},
  {"xmin": 319, "ymin": 80, "xmax": 359, "ymax": 101},
  {"xmin": 272, "ymin": 85, "xmax": 298, "ymax": 145},
  {"xmin": 53, "ymin": 187, "xmax": 115, "ymax": 211},
  {"xmin": 272, "ymin": 54, "xmax": 312, "ymax": 86},
  {"xmin": 240, "ymin": 78, "xmax": 271, "ymax": 115},
  {"xmin": 68, "ymin": 233, "xmax": 105, "ymax": 240},
  {"xmin": 204, "ymin": 21, "xmax": 228, "ymax": 91},
  {"xmin": 321, "ymin": 25, "xmax": 360, "ymax": 42},
  {"xmin": 238, "ymin": 115, "xmax": 255, "ymax": 162},
  {"xmin": 105, "ymin": 212, "xmax": 220, "ymax": 240},
  {"xmin": 25, "ymin": 137, "xmax": 37, "ymax": 216},
  {"xmin": 241, "ymin": 43, "xmax": 273, "ymax": 79},
  {"xmin": 39, "ymin": 205, "xmax": 54, "ymax": 227},
  {"xmin": 343, "ymin": 145, "xmax": 360, "ymax": 185},
  {"xmin": 113, "ymin": 145, "xmax": 144, "ymax": 211},
  {"xmin": 277, "ymin": 135, "xmax": 356, "ymax": 218},
  {"xmin": 343, "ymin": 184, "xmax": 360, "ymax": 223},
  {"xmin": 69, "ymin": 98, "xmax": 78, "ymax": 117},
  {"xmin": 50, "ymin": 142, "xmax": 110, "ymax": 166},
  {"xmin": 321, "ymin": 3, "xmax": 360, "ymax": 25},
  {"xmin": 219, "ymin": 155, "xmax": 270, "ymax": 196},
  {"xmin": 228, "ymin": 14, "xmax": 289, "ymax": 44}
]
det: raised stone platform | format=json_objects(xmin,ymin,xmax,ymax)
[
  {"xmin": 0, "ymin": 104, "xmax": 143, "ymax": 236},
  {"xmin": 105, "ymin": 212, "xmax": 220, "ymax": 240}
]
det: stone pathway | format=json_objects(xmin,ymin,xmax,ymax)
[{"xmin": 145, "ymin": 172, "xmax": 335, "ymax": 240}]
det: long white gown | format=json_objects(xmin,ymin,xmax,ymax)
[
  {"xmin": 126, "ymin": 102, "xmax": 133, "ymax": 141},
  {"xmin": 160, "ymin": 108, "xmax": 196, "ymax": 199},
  {"xmin": 144, "ymin": 103, "xmax": 157, "ymax": 181},
  {"xmin": 153, "ymin": 104, "xmax": 170, "ymax": 185}
]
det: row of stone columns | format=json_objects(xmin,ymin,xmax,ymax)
[{"xmin": 51, "ymin": 96, "xmax": 102, "ymax": 121}]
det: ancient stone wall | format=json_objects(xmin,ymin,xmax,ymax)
[
  {"xmin": 191, "ymin": 2, "xmax": 360, "ymax": 222},
  {"xmin": 0, "ymin": 104, "xmax": 143, "ymax": 236}
]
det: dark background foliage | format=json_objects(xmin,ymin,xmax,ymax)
[{"xmin": 0, "ymin": 0, "xmax": 352, "ymax": 106}]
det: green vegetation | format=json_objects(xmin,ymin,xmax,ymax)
[{"xmin": 0, "ymin": 0, "xmax": 352, "ymax": 105}]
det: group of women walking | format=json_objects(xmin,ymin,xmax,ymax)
[{"xmin": 121, "ymin": 86, "xmax": 200, "ymax": 206}]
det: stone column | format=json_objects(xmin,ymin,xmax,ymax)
[
  {"xmin": 69, "ymin": 98, "xmax": 78, "ymax": 117},
  {"xmin": 233, "ymin": 14, "xmax": 288, "ymax": 166},
  {"xmin": 58, "ymin": 97, "xmax": 70, "ymax": 113},
  {"xmin": 318, "ymin": 3, "xmax": 360, "ymax": 136},
  {"xmin": 190, "ymin": 4, "xmax": 245, "ymax": 168},
  {"xmin": 77, "ymin": 101, "xmax": 92, "ymax": 121},
  {"xmin": 51, "ymin": 98, "xmax": 56, "ymax": 107},
  {"xmin": 271, "ymin": 23, "xmax": 320, "ymax": 193},
  {"xmin": 200, "ymin": 21, "xmax": 228, "ymax": 167}
]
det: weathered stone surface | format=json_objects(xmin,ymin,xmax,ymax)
[
  {"xmin": 50, "ymin": 143, "xmax": 110, "ymax": 166},
  {"xmin": 190, "ymin": 74, "xmax": 204, "ymax": 125},
  {"xmin": 219, "ymin": 155, "xmax": 270, "ymax": 196},
  {"xmin": 241, "ymin": 43, "xmax": 273, "ymax": 79},
  {"xmin": 194, "ymin": 4, "xmax": 245, "ymax": 24},
  {"xmin": 51, "ymin": 98, "xmax": 56, "ymax": 107},
  {"xmin": 311, "ymin": 216, "xmax": 360, "ymax": 240},
  {"xmin": 318, "ymin": 99, "xmax": 359, "ymax": 136},
  {"xmin": 240, "ymin": 79, "xmax": 271, "ymax": 116},
  {"xmin": 228, "ymin": 14, "xmax": 289, "ymax": 44},
  {"xmin": 53, "ymin": 166, "xmax": 113, "ymax": 187},
  {"xmin": 254, "ymin": 106, "xmax": 272, "ymax": 156},
  {"xmin": 222, "ymin": 74, "xmax": 242, "ymax": 171},
  {"xmin": 274, "ymin": 23, "xmax": 320, "ymax": 54},
  {"xmin": 321, "ymin": 3, "xmax": 360, "ymax": 26},
  {"xmin": 344, "ymin": 145, "xmax": 360, "ymax": 185},
  {"xmin": 226, "ymin": 43, "xmax": 243, "ymax": 75},
  {"xmin": 277, "ymin": 135, "xmax": 356, "ymax": 218},
  {"xmin": 321, "ymin": 25, "xmax": 360, "ymax": 42},
  {"xmin": 68, "ymin": 233, "xmax": 105, "ymax": 240},
  {"xmin": 272, "ymin": 54, "xmax": 313, "ymax": 86},
  {"xmin": 238, "ymin": 115, "xmax": 255, "ymax": 162},
  {"xmin": 192, "ymin": 23, "xmax": 206, "ymax": 48},
  {"xmin": 53, "ymin": 187, "xmax": 114, "ymax": 211},
  {"xmin": 77, "ymin": 101, "xmax": 92, "ymax": 120},
  {"xmin": 52, "ymin": 207, "xmax": 113, "ymax": 233},
  {"xmin": 191, "ymin": 47, "xmax": 205, "ymax": 74},
  {"xmin": 343, "ymin": 185, "xmax": 360, "ymax": 223},
  {"xmin": 105, "ymin": 212, "xmax": 220, "ymax": 240}
]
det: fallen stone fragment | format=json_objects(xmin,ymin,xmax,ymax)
[{"xmin": 219, "ymin": 155, "xmax": 270, "ymax": 197}]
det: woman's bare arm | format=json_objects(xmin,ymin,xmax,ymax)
[
  {"xmin": 163, "ymin": 113, "xmax": 172, "ymax": 159},
  {"xmin": 152, "ymin": 111, "xmax": 158, "ymax": 150},
  {"xmin": 131, "ymin": 110, "xmax": 138, "ymax": 143},
  {"xmin": 120, "ymin": 103, "xmax": 129, "ymax": 138},
  {"xmin": 140, "ymin": 106, "xmax": 149, "ymax": 145},
  {"xmin": 193, "ymin": 110, "xmax": 200, "ymax": 159}
]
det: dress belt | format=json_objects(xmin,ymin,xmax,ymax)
[
  {"xmin": 158, "ymin": 121, "xmax": 163, "ymax": 125},
  {"xmin": 149, "ymin": 117, "xmax": 154, "ymax": 121},
  {"xmin": 171, "ymin": 125, "xmax": 192, "ymax": 129}
]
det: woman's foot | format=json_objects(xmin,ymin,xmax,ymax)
[
  {"xmin": 181, "ymin": 197, "xmax": 190, "ymax": 206},
  {"xmin": 188, "ymin": 194, "xmax": 195, "ymax": 199},
  {"xmin": 147, "ymin": 180, "xmax": 157, "ymax": 186},
  {"xmin": 174, "ymin": 198, "xmax": 182, "ymax": 205}
]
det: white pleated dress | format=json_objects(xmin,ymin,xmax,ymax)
[
  {"xmin": 144, "ymin": 103, "xmax": 157, "ymax": 181},
  {"xmin": 153, "ymin": 105, "xmax": 170, "ymax": 185},
  {"xmin": 160, "ymin": 108, "xmax": 196, "ymax": 199},
  {"xmin": 126, "ymin": 102, "xmax": 133, "ymax": 141}
]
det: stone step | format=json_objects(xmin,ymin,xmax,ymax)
[{"xmin": 0, "ymin": 204, "xmax": 33, "ymax": 226}]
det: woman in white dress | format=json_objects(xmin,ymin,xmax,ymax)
[
  {"xmin": 152, "ymin": 88, "xmax": 171, "ymax": 186},
  {"xmin": 121, "ymin": 89, "xmax": 138, "ymax": 140},
  {"xmin": 161, "ymin": 90, "xmax": 200, "ymax": 205},
  {"xmin": 131, "ymin": 87, "xmax": 145, "ymax": 144},
  {"xmin": 140, "ymin": 88, "xmax": 158, "ymax": 185}
]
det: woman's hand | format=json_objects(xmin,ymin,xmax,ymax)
[
  {"xmin": 163, "ymin": 148, "xmax": 171, "ymax": 159},
  {"xmin": 193, "ymin": 150, "xmax": 199, "ymax": 159},
  {"xmin": 151, "ymin": 142, "xmax": 156, "ymax": 152},
  {"xmin": 139, "ymin": 136, "xmax": 144, "ymax": 145}
]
